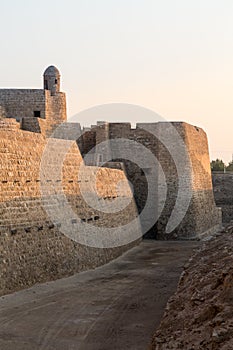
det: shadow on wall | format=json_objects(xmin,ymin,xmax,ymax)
[{"xmin": 212, "ymin": 172, "xmax": 233, "ymax": 224}]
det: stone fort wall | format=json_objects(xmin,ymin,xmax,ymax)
[
  {"xmin": 0, "ymin": 66, "xmax": 222, "ymax": 295},
  {"xmin": 0, "ymin": 89, "xmax": 46, "ymax": 120},
  {"xmin": 212, "ymin": 172, "xmax": 233, "ymax": 224},
  {"xmin": 0, "ymin": 89, "xmax": 66, "ymax": 137},
  {"xmin": 79, "ymin": 121, "xmax": 222, "ymax": 239},
  {"xmin": 0, "ymin": 119, "xmax": 141, "ymax": 296}
]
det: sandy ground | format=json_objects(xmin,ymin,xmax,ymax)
[
  {"xmin": 0, "ymin": 240, "xmax": 198, "ymax": 350},
  {"xmin": 151, "ymin": 228, "xmax": 233, "ymax": 350}
]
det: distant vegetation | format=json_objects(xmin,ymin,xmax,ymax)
[
  {"xmin": 211, "ymin": 159, "xmax": 233, "ymax": 172},
  {"xmin": 0, "ymin": 106, "xmax": 6, "ymax": 119}
]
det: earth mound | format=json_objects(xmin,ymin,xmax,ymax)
[{"xmin": 151, "ymin": 226, "xmax": 233, "ymax": 350}]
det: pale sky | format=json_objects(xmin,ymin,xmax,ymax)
[{"xmin": 0, "ymin": 0, "xmax": 233, "ymax": 162}]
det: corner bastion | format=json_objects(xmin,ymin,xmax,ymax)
[{"xmin": 78, "ymin": 121, "xmax": 222, "ymax": 239}]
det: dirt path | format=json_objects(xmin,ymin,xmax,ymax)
[{"xmin": 0, "ymin": 241, "xmax": 199, "ymax": 350}]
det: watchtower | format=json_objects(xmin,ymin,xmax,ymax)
[{"xmin": 43, "ymin": 65, "xmax": 61, "ymax": 95}]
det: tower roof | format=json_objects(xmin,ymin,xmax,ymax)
[{"xmin": 43, "ymin": 65, "xmax": 60, "ymax": 77}]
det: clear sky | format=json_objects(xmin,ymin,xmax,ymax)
[{"xmin": 0, "ymin": 0, "xmax": 233, "ymax": 162}]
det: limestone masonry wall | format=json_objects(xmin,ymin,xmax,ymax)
[
  {"xmin": 0, "ymin": 66, "xmax": 222, "ymax": 296},
  {"xmin": 0, "ymin": 89, "xmax": 67, "ymax": 137},
  {"xmin": 0, "ymin": 89, "xmax": 46, "ymax": 120},
  {"xmin": 170, "ymin": 123, "xmax": 222, "ymax": 238},
  {"xmin": 212, "ymin": 172, "xmax": 233, "ymax": 223},
  {"xmin": 0, "ymin": 119, "xmax": 141, "ymax": 296},
  {"xmin": 45, "ymin": 91, "xmax": 67, "ymax": 136},
  {"xmin": 81, "ymin": 121, "xmax": 222, "ymax": 239}
]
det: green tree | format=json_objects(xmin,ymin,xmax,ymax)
[
  {"xmin": 211, "ymin": 159, "xmax": 225, "ymax": 172},
  {"xmin": 226, "ymin": 161, "xmax": 233, "ymax": 172}
]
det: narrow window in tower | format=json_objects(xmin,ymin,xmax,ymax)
[
  {"xmin": 45, "ymin": 80, "xmax": 48, "ymax": 90},
  {"xmin": 34, "ymin": 111, "xmax": 41, "ymax": 118},
  {"xmin": 55, "ymin": 79, "xmax": 58, "ymax": 84}
]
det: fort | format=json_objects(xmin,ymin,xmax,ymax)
[{"xmin": 0, "ymin": 66, "xmax": 222, "ymax": 296}]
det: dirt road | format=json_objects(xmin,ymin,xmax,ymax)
[{"xmin": 0, "ymin": 240, "xmax": 199, "ymax": 350}]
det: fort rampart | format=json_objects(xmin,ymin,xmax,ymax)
[
  {"xmin": 0, "ymin": 119, "xmax": 140, "ymax": 296},
  {"xmin": 0, "ymin": 66, "xmax": 222, "ymax": 295},
  {"xmin": 79, "ymin": 121, "xmax": 222, "ymax": 239},
  {"xmin": 212, "ymin": 172, "xmax": 233, "ymax": 224}
]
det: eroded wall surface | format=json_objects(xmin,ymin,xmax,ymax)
[
  {"xmin": 0, "ymin": 89, "xmax": 46, "ymax": 120},
  {"xmin": 0, "ymin": 89, "xmax": 67, "ymax": 137},
  {"xmin": 212, "ymin": 172, "xmax": 233, "ymax": 224},
  {"xmin": 80, "ymin": 121, "xmax": 222, "ymax": 239},
  {"xmin": 0, "ymin": 119, "xmax": 141, "ymax": 296},
  {"xmin": 159, "ymin": 122, "xmax": 222, "ymax": 239}
]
